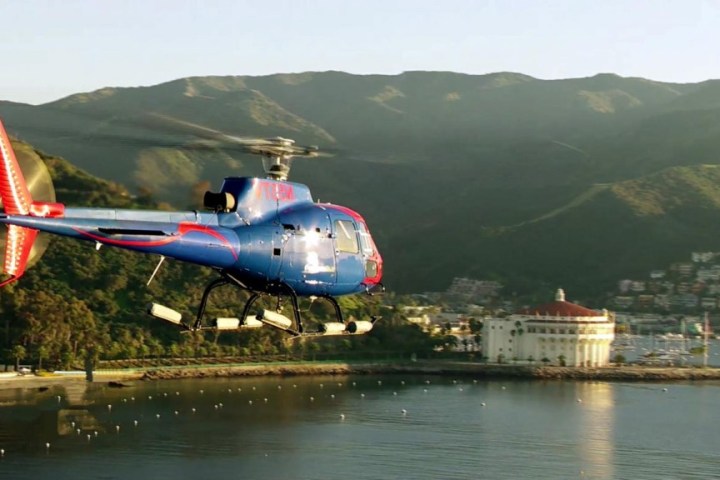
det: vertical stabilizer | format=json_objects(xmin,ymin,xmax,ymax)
[{"xmin": 0, "ymin": 119, "xmax": 37, "ymax": 285}]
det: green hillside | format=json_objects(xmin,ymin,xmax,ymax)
[{"xmin": 3, "ymin": 71, "xmax": 720, "ymax": 297}]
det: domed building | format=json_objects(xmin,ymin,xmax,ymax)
[{"xmin": 482, "ymin": 289, "xmax": 615, "ymax": 367}]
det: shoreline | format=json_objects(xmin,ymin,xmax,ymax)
[{"xmin": 2, "ymin": 362, "xmax": 720, "ymax": 390}]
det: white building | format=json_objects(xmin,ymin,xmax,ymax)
[{"xmin": 482, "ymin": 289, "xmax": 615, "ymax": 367}]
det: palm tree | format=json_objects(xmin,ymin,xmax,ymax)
[
  {"xmin": 12, "ymin": 345, "xmax": 26, "ymax": 372},
  {"xmin": 557, "ymin": 354, "xmax": 567, "ymax": 367}
]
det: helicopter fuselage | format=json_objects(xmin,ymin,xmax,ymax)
[{"xmin": 0, "ymin": 177, "xmax": 383, "ymax": 298}]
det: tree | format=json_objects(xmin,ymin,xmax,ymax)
[
  {"xmin": 613, "ymin": 353, "xmax": 626, "ymax": 366},
  {"xmin": 541, "ymin": 357, "xmax": 550, "ymax": 365},
  {"xmin": 557, "ymin": 354, "xmax": 567, "ymax": 367},
  {"xmin": 12, "ymin": 345, "xmax": 26, "ymax": 371}
]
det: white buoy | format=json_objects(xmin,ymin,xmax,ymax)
[
  {"xmin": 56, "ymin": 395, "xmax": 61, "ymax": 402},
  {"xmin": 338, "ymin": 383, "xmax": 343, "ymax": 387},
  {"xmin": 423, "ymin": 389, "xmax": 428, "ymax": 393},
  {"xmin": 219, "ymin": 403, "xmax": 223, "ymax": 408},
  {"xmin": 115, "ymin": 425, "xmax": 120, "ymax": 433},
  {"xmin": 264, "ymin": 398, "xmax": 268, "ymax": 403},
  {"xmin": 237, "ymin": 388, "xmax": 242, "ymax": 392},
  {"xmin": 131, "ymin": 397, "xmax": 135, "ymax": 401},
  {"xmin": 393, "ymin": 392, "xmax": 397, "ymax": 396},
  {"xmin": 94, "ymin": 431, "xmax": 98, "ymax": 437},
  {"xmin": 459, "ymin": 388, "xmax": 464, "ymax": 392},
  {"xmin": 228, "ymin": 389, "xmax": 232, "ymax": 393},
  {"xmin": 107, "ymin": 404, "xmax": 112, "ymax": 412},
  {"xmin": 71, "ymin": 421, "xmax": 75, "ymax": 428},
  {"xmin": 122, "ymin": 398, "xmax": 127, "ymax": 403},
  {"xmin": 214, "ymin": 404, "xmax": 219, "ymax": 410},
  {"xmin": 293, "ymin": 384, "xmax": 297, "ymax": 388},
  {"xmin": 148, "ymin": 395, "xmax": 152, "ymax": 400},
  {"xmin": 87, "ymin": 434, "xmax": 91, "ymax": 441},
  {"xmin": 156, "ymin": 413, "xmax": 160, "ymax": 419},
  {"xmin": 45, "ymin": 442, "xmax": 50, "ymax": 450},
  {"xmin": 164, "ymin": 393, "xmax": 168, "ymax": 397},
  {"xmin": 360, "ymin": 393, "xmax": 365, "ymax": 398},
  {"xmin": 378, "ymin": 380, "xmax": 382, "ymax": 386},
  {"xmin": 352, "ymin": 382, "xmax": 356, "ymax": 387},
  {"xmin": 278, "ymin": 385, "xmax": 282, "ymax": 390},
  {"xmin": 1, "ymin": 448, "xmax": 4, "ymax": 456},
  {"xmin": 175, "ymin": 392, "xmax": 179, "ymax": 396},
  {"xmin": 401, "ymin": 409, "xmax": 407, "ymax": 415},
  {"xmin": 577, "ymin": 398, "xmax": 582, "ymax": 403},
  {"xmin": 501, "ymin": 386, "xmax": 506, "ymax": 390},
  {"xmin": 481, "ymin": 402, "xmax": 486, "ymax": 407},
  {"xmin": 662, "ymin": 388, "xmax": 668, "ymax": 392},
  {"xmin": 76, "ymin": 428, "xmax": 81, "ymax": 435},
  {"xmin": 320, "ymin": 384, "xmax": 324, "ymax": 389},
  {"xmin": 401, "ymin": 381, "xmax": 405, "ymax": 385},
  {"xmin": 248, "ymin": 400, "xmax": 253, "ymax": 405},
  {"xmin": 252, "ymin": 386, "xmax": 256, "ymax": 391},
  {"xmin": 174, "ymin": 410, "xmax": 179, "ymax": 415},
  {"xmin": 192, "ymin": 408, "xmax": 196, "ymax": 413},
  {"xmin": 134, "ymin": 420, "xmax": 139, "ymax": 427},
  {"xmin": 453, "ymin": 380, "xmax": 457, "ymax": 384},
  {"xmin": 473, "ymin": 380, "xmax": 478, "ymax": 384},
  {"xmin": 310, "ymin": 396, "xmax": 315, "ymax": 402},
  {"xmin": 330, "ymin": 394, "xmax": 335, "ymax": 399},
  {"xmin": 425, "ymin": 380, "xmax": 430, "ymax": 385},
  {"xmin": 200, "ymin": 389, "xmax": 204, "ymax": 394},
  {"xmin": 340, "ymin": 413, "xmax": 345, "ymax": 420}
]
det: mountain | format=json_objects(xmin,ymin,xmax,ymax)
[{"xmin": 3, "ymin": 71, "xmax": 720, "ymax": 299}]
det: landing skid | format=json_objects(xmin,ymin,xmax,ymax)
[{"xmin": 147, "ymin": 272, "xmax": 379, "ymax": 337}]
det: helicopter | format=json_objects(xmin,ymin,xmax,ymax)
[{"xmin": 0, "ymin": 117, "xmax": 383, "ymax": 337}]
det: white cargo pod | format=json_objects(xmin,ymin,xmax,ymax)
[
  {"xmin": 148, "ymin": 303, "xmax": 183, "ymax": 325},
  {"xmin": 347, "ymin": 320, "xmax": 373, "ymax": 334},
  {"xmin": 256, "ymin": 309, "xmax": 293, "ymax": 330},
  {"xmin": 320, "ymin": 322, "xmax": 347, "ymax": 335},
  {"xmin": 212, "ymin": 318, "xmax": 240, "ymax": 330},
  {"xmin": 241, "ymin": 317, "xmax": 263, "ymax": 329}
]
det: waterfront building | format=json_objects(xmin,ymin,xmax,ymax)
[{"xmin": 482, "ymin": 289, "xmax": 615, "ymax": 367}]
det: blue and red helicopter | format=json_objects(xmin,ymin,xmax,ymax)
[{"xmin": 0, "ymin": 117, "xmax": 383, "ymax": 337}]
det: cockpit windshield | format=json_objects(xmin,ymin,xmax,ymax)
[{"xmin": 356, "ymin": 222, "xmax": 375, "ymax": 256}]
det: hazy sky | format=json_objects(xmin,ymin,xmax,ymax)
[{"xmin": 1, "ymin": 0, "xmax": 719, "ymax": 104}]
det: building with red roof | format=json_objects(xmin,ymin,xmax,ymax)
[{"xmin": 482, "ymin": 289, "xmax": 615, "ymax": 367}]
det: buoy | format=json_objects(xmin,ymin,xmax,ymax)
[
  {"xmin": 56, "ymin": 395, "xmax": 61, "ymax": 402},
  {"xmin": 423, "ymin": 389, "xmax": 428, "ymax": 393},
  {"xmin": 340, "ymin": 413, "xmax": 345, "ymax": 420},
  {"xmin": 87, "ymin": 434, "xmax": 91, "ymax": 441},
  {"xmin": 94, "ymin": 431, "xmax": 98, "ymax": 437},
  {"xmin": 360, "ymin": 393, "xmax": 365, "ymax": 398},
  {"xmin": 264, "ymin": 398, "xmax": 268, "ymax": 403},
  {"xmin": 577, "ymin": 398, "xmax": 582, "ymax": 403},
  {"xmin": 377, "ymin": 381, "xmax": 382, "ymax": 386},
  {"xmin": 214, "ymin": 405, "xmax": 219, "ymax": 410},
  {"xmin": 163, "ymin": 393, "xmax": 168, "ymax": 397},
  {"xmin": 200, "ymin": 390, "xmax": 204, "ymax": 394},
  {"xmin": 115, "ymin": 425, "xmax": 120, "ymax": 433},
  {"xmin": 219, "ymin": 403, "xmax": 223, "ymax": 408},
  {"xmin": 481, "ymin": 402, "xmax": 486, "ymax": 407},
  {"xmin": 501, "ymin": 386, "xmax": 506, "ymax": 390},
  {"xmin": 134, "ymin": 420, "xmax": 139, "ymax": 427},
  {"xmin": 248, "ymin": 400, "xmax": 253, "ymax": 405},
  {"xmin": 107, "ymin": 404, "xmax": 112, "ymax": 412},
  {"xmin": 174, "ymin": 410, "xmax": 179, "ymax": 415},
  {"xmin": 278, "ymin": 385, "xmax": 282, "ymax": 390},
  {"xmin": 401, "ymin": 381, "xmax": 405, "ymax": 385},
  {"xmin": 156, "ymin": 413, "xmax": 160, "ymax": 419},
  {"xmin": 401, "ymin": 409, "xmax": 407, "ymax": 415},
  {"xmin": 192, "ymin": 408, "xmax": 196, "ymax": 413},
  {"xmin": 175, "ymin": 392, "xmax": 180, "ymax": 396},
  {"xmin": 131, "ymin": 397, "xmax": 135, "ymax": 401},
  {"xmin": 310, "ymin": 396, "xmax": 315, "ymax": 402},
  {"xmin": 393, "ymin": 392, "xmax": 397, "ymax": 396},
  {"xmin": 1, "ymin": 448, "xmax": 4, "ymax": 456},
  {"xmin": 459, "ymin": 387, "xmax": 464, "ymax": 392},
  {"xmin": 148, "ymin": 395, "xmax": 152, "ymax": 400},
  {"xmin": 71, "ymin": 421, "xmax": 75, "ymax": 428},
  {"xmin": 320, "ymin": 383, "xmax": 324, "ymax": 389},
  {"xmin": 662, "ymin": 388, "xmax": 668, "ymax": 392},
  {"xmin": 425, "ymin": 380, "xmax": 430, "ymax": 385},
  {"xmin": 45, "ymin": 442, "xmax": 50, "ymax": 450},
  {"xmin": 337, "ymin": 383, "xmax": 343, "ymax": 387},
  {"xmin": 76, "ymin": 428, "xmax": 81, "ymax": 435}
]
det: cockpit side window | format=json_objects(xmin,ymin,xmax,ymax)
[
  {"xmin": 334, "ymin": 219, "xmax": 359, "ymax": 253},
  {"xmin": 356, "ymin": 222, "xmax": 374, "ymax": 256}
]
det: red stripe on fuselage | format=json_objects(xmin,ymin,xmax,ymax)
[{"xmin": 74, "ymin": 222, "xmax": 238, "ymax": 259}]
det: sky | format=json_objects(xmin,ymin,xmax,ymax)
[{"xmin": 1, "ymin": 0, "xmax": 719, "ymax": 104}]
